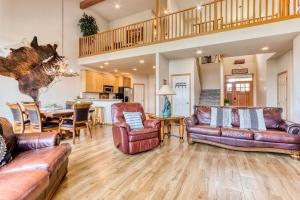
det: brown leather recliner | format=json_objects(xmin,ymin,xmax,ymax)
[
  {"xmin": 111, "ymin": 103, "xmax": 161, "ymax": 154},
  {"xmin": 0, "ymin": 117, "xmax": 72, "ymax": 200},
  {"xmin": 185, "ymin": 106, "xmax": 300, "ymax": 159}
]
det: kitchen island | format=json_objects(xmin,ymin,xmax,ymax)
[{"xmin": 77, "ymin": 99, "xmax": 122, "ymax": 124}]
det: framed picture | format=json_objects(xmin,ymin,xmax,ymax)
[{"xmin": 232, "ymin": 68, "xmax": 248, "ymax": 74}]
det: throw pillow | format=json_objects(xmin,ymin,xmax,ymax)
[
  {"xmin": 239, "ymin": 108, "xmax": 266, "ymax": 130},
  {"xmin": 0, "ymin": 124, "xmax": 12, "ymax": 167},
  {"xmin": 210, "ymin": 107, "xmax": 232, "ymax": 128},
  {"xmin": 123, "ymin": 112, "xmax": 144, "ymax": 130}
]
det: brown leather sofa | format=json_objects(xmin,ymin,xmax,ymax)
[
  {"xmin": 0, "ymin": 117, "xmax": 72, "ymax": 200},
  {"xmin": 185, "ymin": 106, "xmax": 300, "ymax": 159},
  {"xmin": 111, "ymin": 103, "xmax": 161, "ymax": 154}
]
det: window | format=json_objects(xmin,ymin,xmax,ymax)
[
  {"xmin": 236, "ymin": 83, "xmax": 250, "ymax": 92},
  {"xmin": 226, "ymin": 83, "xmax": 232, "ymax": 92}
]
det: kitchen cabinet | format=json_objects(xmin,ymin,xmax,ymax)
[{"xmin": 82, "ymin": 70, "xmax": 132, "ymax": 93}]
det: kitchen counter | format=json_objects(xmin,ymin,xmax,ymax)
[{"xmin": 76, "ymin": 99, "xmax": 122, "ymax": 124}]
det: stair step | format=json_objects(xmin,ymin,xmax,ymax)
[{"xmin": 199, "ymin": 89, "xmax": 221, "ymax": 106}]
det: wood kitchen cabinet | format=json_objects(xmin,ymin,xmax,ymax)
[{"xmin": 82, "ymin": 70, "xmax": 132, "ymax": 93}]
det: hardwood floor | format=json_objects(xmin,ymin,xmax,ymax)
[{"xmin": 53, "ymin": 125, "xmax": 300, "ymax": 200}]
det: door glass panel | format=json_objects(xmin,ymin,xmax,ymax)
[{"xmin": 226, "ymin": 83, "xmax": 232, "ymax": 92}]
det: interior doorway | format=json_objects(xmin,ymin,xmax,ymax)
[
  {"xmin": 225, "ymin": 74, "xmax": 254, "ymax": 107},
  {"xmin": 171, "ymin": 74, "xmax": 191, "ymax": 116},
  {"xmin": 277, "ymin": 71, "xmax": 288, "ymax": 119},
  {"xmin": 133, "ymin": 84, "xmax": 145, "ymax": 108}
]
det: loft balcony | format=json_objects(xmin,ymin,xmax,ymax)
[{"xmin": 79, "ymin": 0, "xmax": 300, "ymax": 57}]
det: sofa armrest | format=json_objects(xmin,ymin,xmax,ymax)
[
  {"xmin": 113, "ymin": 122, "xmax": 131, "ymax": 132},
  {"xmin": 16, "ymin": 132, "xmax": 61, "ymax": 151},
  {"xmin": 287, "ymin": 123, "xmax": 300, "ymax": 135},
  {"xmin": 184, "ymin": 115, "xmax": 198, "ymax": 127},
  {"xmin": 144, "ymin": 119, "xmax": 161, "ymax": 129}
]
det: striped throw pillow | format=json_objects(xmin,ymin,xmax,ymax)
[
  {"xmin": 123, "ymin": 112, "xmax": 144, "ymax": 130},
  {"xmin": 210, "ymin": 107, "xmax": 232, "ymax": 128},
  {"xmin": 239, "ymin": 108, "xmax": 266, "ymax": 130}
]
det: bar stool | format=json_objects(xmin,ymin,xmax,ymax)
[{"xmin": 93, "ymin": 106, "xmax": 105, "ymax": 126}]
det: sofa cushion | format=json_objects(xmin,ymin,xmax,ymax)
[
  {"xmin": 263, "ymin": 107, "xmax": 285, "ymax": 130},
  {"xmin": 0, "ymin": 144, "xmax": 71, "ymax": 174},
  {"xmin": 221, "ymin": 128, "xmax": 254, "ymax": 140},
  {"xmin": 254, "ymin": 130, "xmax": 300, "ymax": 144},
  {"xmin": 129, "ymin": 128, "xmax": 158, "ymax": 142},
  {"xmin": 123, "ymin": 112, "xmax": 144, "ymax": 130},
  {"xmin": 0, "ymin": 170, "xmax": 49, "ymax": 200},
  {"xmin": 195, "ymin": 106, "xmax": 211, "ymax": 125},
  {"xmin": 239, "ymin": 108, "xmax": 266, "ymax": 130},
  {"xmin": 210, "ymin": 107, "xmax": 232, "ymax": 128},
  {"xmin": 187, "ymin": 125, "xmax": 221, "ymax": 136}
]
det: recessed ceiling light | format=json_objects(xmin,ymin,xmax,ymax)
[
  {"xmin": 99, "ymin": 65, "xmax": 104, "ymax": 69},
  {"xmin": 115, "ymin": 4, "xmax": 120, "ymax": 9},
  {"xmin": 164, "ymin": 10, "xmax": 168, "ymax": 14},
  {"xmin": 123, "ymin": 72, "xmax": 129, "ymax": 75},
  {"xmin": 196, "ymin": 50, "xmax": 202, "ymax": 54},
  {"xmin": 133, "ymin": 68, "xmax": 137, "ymax": 71},
  {"xmin": 197, "ymin": 5, "xmax": 202, "ymax": 10},
  {"xmin": 153, "ymin": 66, "xmax": 156, "ymax": 69},
  {"xmin": 114, "ymin": 69, "xmax": 118, "ymax": 72},
  {"xmin": 140, "ymin": 60, "xmax": 144, "ymax": 64},
  {"xmin": 104, "ymin": 62, "xmax": 109, "ymax": 65},
  {"xmin": 262, "ymin": 46, "xmax": 269, "ymax": 51}
]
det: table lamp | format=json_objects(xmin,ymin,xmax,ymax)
[{"xmin": 157, "ymin": 84, "xmax": 176, "ymax": 117}]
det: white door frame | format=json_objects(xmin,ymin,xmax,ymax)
[
  {"xmin": 277, "ymin": 71, "xmax": 288, "ymax": 120},
  {"xmin": 133, "ymin": 83, "xmax": 145, "ymax": 108},
  {"xmin": 171, "ymin": 73, "xmax": 191, "ymax": 116}
]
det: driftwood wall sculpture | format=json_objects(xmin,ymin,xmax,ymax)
[{"xmin": 0, "ymin": 36, "xmax": 72, "ymax": 102}]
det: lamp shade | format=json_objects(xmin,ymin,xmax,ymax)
[{"xmin": 157, "ymin": 85, "xmax": 176, "ymax": 95}]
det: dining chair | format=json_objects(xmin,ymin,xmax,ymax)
[
  {"xmin": 6, "ymin": 103, "xmax": 30, "ymax": 134},
  {"xmin": 65, "ymin": 101, "xmax": 75, "ymax": 109},
  {"xmin": 23, "ymin": 103, "xmax": 59, "ymax": 132},
  {"xmin": 59, "ymin": 103, "xmax": 92, "ymax": 144}
]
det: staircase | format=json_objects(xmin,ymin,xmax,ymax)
[{"xmin": 199, "ymin": 89, "xmax": 221, "ymax": 106}]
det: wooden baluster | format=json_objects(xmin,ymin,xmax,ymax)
[
  {"xmin": 253, "ymin": 0, "xmax": 256, "ymax": 21},
  {"xmin": 209, "ymin": 4, "xmax": 212, "ymax": 31},
  {"xmin": 272, "ymin": 0, "xmax": 275, "ymax": 18},
  {"xmin": 220, "ymin": 0, "xmax": 223, "ymax": 29},
  {"xmin": 259, "ymin": 0, "xmax": 262, "ymax": 19},
  {"xmin": 266, "ymin": 0, "xmax": 269, "ymax": 19},
  {"xmin": 247, "ymin": 0, "xmax": 250, "ymax": 22},
  {"xmin": 204, "ymin": 5, "xmax": 207, "ymax": 32},
  {"xmin": 226, "ymin": 0, "xmax": 228, "ymax": 28},
  {"xmin": 242, "ymin": 0, "xmax": 244, "ymax": 22},
  {"xmin": 231, "ymin": 0, "xmax": 233, "ymax": 27},
  {"xmin": 236, "ymin": 0, "xmax": 239, "ymax": 26},
  {"xmin": 214, "ymin": 0, "xmax": 218, "ymax": 30},
  {"xmin": 200, "ymin": 6, "xmax": 203, "ymax": 33}
]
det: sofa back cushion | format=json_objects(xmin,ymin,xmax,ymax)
[
  {"xmin": 263, "ymin": 107, "xmax": 285, "ymax": 129},
  {"xmin": 194, "ymin": 106, "xmax": 285, "ymax": 130},
  {"xmin": 195, "ymin": 106, "xmax": 211, "ymax": 125}
]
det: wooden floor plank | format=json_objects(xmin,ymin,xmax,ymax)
[{"xmin": 53, "ymin": 125, "xmax": 300, "ymax": 200}]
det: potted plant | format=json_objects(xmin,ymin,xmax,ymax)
[
  {"xmin": 224, "ymin": 98, "xmax": 230, "ymax": 106},
  {"xmin": 78, "ymin": 13, "xmax": 99, "ymax": 36}
]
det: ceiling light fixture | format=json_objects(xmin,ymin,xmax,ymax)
[
  {"xmin": 115, "ymin": 4, "xmax": 120, "ymax": 9},
  {"xmin": 197, "ymin": 5, "xmax": 202, "ymax": 10},
  {"xmin": 114, "ymin": 69, "xmax": 118, "ymax": 72},
  {"xmin": 196, "ymin": 50, "xmax": 202, "ymax": 54},
  {"xmin": 140, "ymin": 60, "xmax": 144, "ymax": 64},
  {"xmin": 133, "ymin": 68, "xmax": 137, "ymax": 71},
  {"xmin": 99, "ymin": 65, "xmax": 104, "ymax": 69},
  {"xmin": 262, "ymin": 46, "xmax": 269, "ymax": 51},
  {"xmin": 153, "ymin": 66, "xmax": 156, "ymax": 69},
  {"xmin": 164, "ymin": 10, "xmax": 168, "ymax": 14},
  {"xmin": 104, "ymin": 62, "xmax": 109, "ymax": 65}
]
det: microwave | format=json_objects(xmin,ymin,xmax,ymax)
[{"xmin": 103, "ymin": 85, "xmax": 114, "ymax": 93}]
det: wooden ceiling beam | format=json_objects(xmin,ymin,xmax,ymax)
[{"xmin": 80, "ymin": 0, "xmax": 105, "ymax": 9}]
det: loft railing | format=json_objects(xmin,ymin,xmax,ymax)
[{"xmin": 79, "ymin": 0, "xmax": 300, "ymax": 57}]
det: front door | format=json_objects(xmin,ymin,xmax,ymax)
[
  {"xmin": 225, "ymin": 75, "xmax": 253, "ymax": 107},
  {"xmin": 172, "ymin": 75, "xmax": 190, "ymax": 116},
  {"xmin": 277, "ymin": 71, "xmax": 288, "ymax": 119},
  {"xmin": 133, "ymin": 84, "xmax": 145, "ymax": 108}
]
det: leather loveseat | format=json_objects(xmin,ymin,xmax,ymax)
[
  {"xmin": 0, "ymin": 117, "xmax": 72, "ymax": 200},
  {"xmin": 111, "ymin": 103, "xmax": 161, "ymax": 154},
  {"xmin": 185, "ymin": 106, "xmax": 300, "ymax": 159}
]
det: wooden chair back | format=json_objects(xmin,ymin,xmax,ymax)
[
  {"xmin": 23, "ymin": 103, "xmax": 42, "ymax": 131},
  {"xmin": 65, "ymin": 101, "xmax": 75, "ymax": 109},
  {"xmin": 73, "ymin": 103, "xmax": 91, "ymax": 125}
]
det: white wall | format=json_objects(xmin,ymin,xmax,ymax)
[
  {"xmin": 292, "ymin": 34, "xmax": 300, "ymax": 123},
  {"xmin": 169, "ymin": 57, "xmax": 198, "ymax": 114},
  {"xmin": 0, "ymin": 0, "xmax": 108, "ymax": 121},
  {"xmin": 200, "ymin": 63, "xmax": 221, "ymax": 90},
  {"xmin": 256, "ymin": 53, "xmax": 274, "ymax": 106},
  {"xmin": 109, "ymin": 10, "xmax": 153, "ymax": 29},
  {"xmin": 156, "ymin": 53, "xmax": 169, "ymax": 115}
]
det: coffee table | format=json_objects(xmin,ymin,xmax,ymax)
[{"xmin": 149, "ymin": 115, "xmax": 185, "ymax": 144}]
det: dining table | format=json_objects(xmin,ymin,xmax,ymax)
[{"xmin": 40, "ymin": 108, "xmax": 95, "ymax": 118}]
